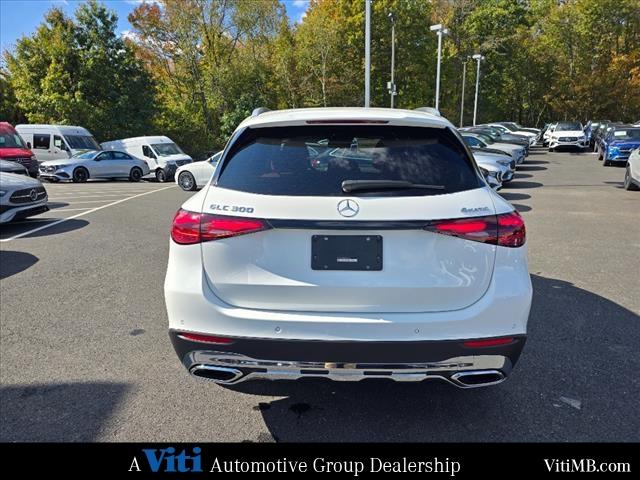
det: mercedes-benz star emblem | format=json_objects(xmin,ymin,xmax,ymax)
[
  {"xmin": 29, "ymin": 189, "xmax": 38, "ymax": 201},
  {"xmin": 337, "ymin": 199, "xmax": 359, "ymax": 217}
]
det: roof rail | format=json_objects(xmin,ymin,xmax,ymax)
[
  {"xmin": 414, "ymin": 107, "xmax": 441, "ymax": 116},
  {"xmin": 251, "ymin": 107, "xmax": 271, "ymax": 117}
]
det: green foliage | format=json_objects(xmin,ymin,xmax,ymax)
[
  {"xmin": 2, "ymin": 0, "xmax": 639, "ymax": 156},
  {"xmin": 3, "ymin": 1, "xmax": 155, "ymax": 141}
]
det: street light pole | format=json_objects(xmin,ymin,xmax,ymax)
[
  {"xmin": 460, "ymin": 56, "xmax": 470, "ymax": 127},
  {"xmin": 430, "ymin": 24, "xmax": 448, "ymax": 112},
  {"xmin": 388, "ymin": 12, "xmax": 396, "ymax": 108},
  {"xmin": 364, "ymin": 0, "xmax": 371, "ymax": 107},
  {"xmin": 472, "ymin": 54, "xmax": 485, "ymax": 126}
]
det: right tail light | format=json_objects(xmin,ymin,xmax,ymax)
[{"xmin": 427, "ymin": 211, "xmax": 526, "ymax": 247}]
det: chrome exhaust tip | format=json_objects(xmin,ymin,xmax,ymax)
[
  {"xmin": 189, "ymin": 365, "xmax": 243, "ymax": 384},
  {"xmin": 450, "ymin": 370, "xmax": 505, "ymax": 388}
]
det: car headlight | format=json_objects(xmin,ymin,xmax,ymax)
[
  {"xmin": 608, "ymin": 146, "xmax": 620, "ymax": 156},
  {"xmin": 0, "ymin": 190, "xmax": 6, "ymax": 197},
  {"xmin": 497, "ymin": 159, "xmax": 511, "ymax": 166}
]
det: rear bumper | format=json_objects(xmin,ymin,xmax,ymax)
[{"xmin": 170, "ymin": 331, "xmax": 526, "ymax": 388}]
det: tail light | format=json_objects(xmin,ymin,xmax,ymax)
[
  {"xmin": 427, "ymin": 211, "xmax": 525, "ymax": 247},
  {"xmin": 171, "ymin": 209, "xmax": 269, "ymax": 244}
]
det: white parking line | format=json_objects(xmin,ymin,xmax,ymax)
[
  {"xmin": 47, "ymin": 193, "xmax": 162, "ymax": 200},
  {"xmin": 47, "ymin": 207, "xmax": 95, "ymax": 212},
  {"xmin": 0, "ymin": 186, "xmax": 175, "ymax": 243},
  {"xmin": 48, "ymin": 199, "xmax": 128, "ymax": 204}
]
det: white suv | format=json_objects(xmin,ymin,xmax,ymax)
[{"xmin": 164, "ymin": 107, "xmax": 532, "ymax": 389}]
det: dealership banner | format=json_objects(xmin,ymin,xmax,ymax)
[{"xmin": 0, "ymin": 443, "xmax": 634, "ymax": 476}]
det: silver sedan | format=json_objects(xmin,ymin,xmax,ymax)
[{"xmin": 39, "ymin": 150, "xmax": 150, "ymax": 183}]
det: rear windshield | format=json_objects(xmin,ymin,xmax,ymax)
[{"xmin": 216, "ymin": 126, "xmax": 481, "ymax": 197}]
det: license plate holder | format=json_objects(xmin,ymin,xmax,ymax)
[{"xmin": 311, "ymin": 235, "xmax": 382, "ymax": 271}]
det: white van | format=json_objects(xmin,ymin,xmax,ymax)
[
  {"xmin": 101, "ymin": 136, "xmax": 192, "ymax": 182},
  {"xmin": 15, "ymin": 124, "xmax": 100, "ymax": 163}
]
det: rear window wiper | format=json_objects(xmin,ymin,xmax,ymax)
[{"xmin": 341, "ymin": 180, "xmax": 445, "ymax": 193}]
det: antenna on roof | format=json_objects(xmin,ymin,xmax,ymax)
[
  {"xmin": 251, "ymin": 107, "xmax": 271, "ymax": 117},
  {"xmin": 414, "ymin": 107, "xmax": 441, "ymax": 116}
]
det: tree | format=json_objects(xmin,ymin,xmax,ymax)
[{"xmin": 4, "ymin": 1, "xmax": 155, "ymax": 141}]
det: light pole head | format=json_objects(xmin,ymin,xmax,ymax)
[
  {"xmin": 429, "ymin": 23, "xmax": 443, "ymax": 32},
  {"xmin": 388, "ymin": 12, "xmax": 396, "ymax": 24},
  {"xmin": 472, "ymin": 54, "xmax": 485, "ymax": 61}
]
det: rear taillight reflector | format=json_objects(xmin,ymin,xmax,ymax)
[
  {"xmin": 463, "ymin": 337, "xmax": 514, "ymax": 348},
  {"xmin": 171, "ymin": 209, "xmax": 269, "ymax": 244},
  {"xmin": 427, "ymin": 211, "xmax": 525, "ymax": 247},
  {"xmin": 177, "ymin": 333, "xmax": 234, "ymax": 345}
]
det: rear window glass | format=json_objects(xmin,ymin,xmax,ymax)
[{"xmin": 216, "ymin": 126, "xmax": 481, "ymax": 197}]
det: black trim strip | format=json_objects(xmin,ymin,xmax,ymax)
[{"xmin": 266, "ymin": 219, "xmax": 432, "ymax": 230}]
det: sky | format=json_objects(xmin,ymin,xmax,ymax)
[{"xmin": 0, "ymin": 0, "xmax": 310, "ymax": 54}]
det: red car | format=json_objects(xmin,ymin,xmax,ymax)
[{"xmin": 0, "ymin": 122, "xmax": 39, "ymax": 177}]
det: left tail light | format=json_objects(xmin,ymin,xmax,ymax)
[{"xmin": 171, "ymin": 209, "xmax": 269, "ymax": 245}]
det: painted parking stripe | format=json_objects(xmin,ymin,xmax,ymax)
[{"xmin": 0, "ymin": 185, "xmax": 175, "ymax": 243}]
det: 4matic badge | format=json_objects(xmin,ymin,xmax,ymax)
[{"xmin": 461, "ymin": 206, "xmax": 490, "ymax": 214}]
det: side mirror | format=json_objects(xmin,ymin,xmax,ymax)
[{"xmin": 27, "ymin": 142, "xmax": 32, "ymax": 149}]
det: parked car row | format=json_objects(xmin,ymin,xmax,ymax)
[
  {"xmin": 456, "ymin": 121, "xmax": 541, "ymax": 190},
  {"xmin": 0, "ymin": 122, "xmax": 194, "ymax": 184}
]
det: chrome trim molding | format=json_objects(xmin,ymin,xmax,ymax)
[{"xmin": 183, "ymin": 351, "xmax": 510, "ymax": 389}]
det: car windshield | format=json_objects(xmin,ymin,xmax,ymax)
[
  {"xmin": 612, "ymin": 128, "xmax": 640, "ymax": 140},
  {"xmin": 0, "ymin": 131, "xmax": 28, "ymax": 149},
  {"xmin": 217, "ymin": 126, "xmax": 481, "ymax": 197},
  {"xmin": 556, "ymin": 122, "xmax": 582, "ymax": 131},
  {"xmin": 71, "ymin": 150, "xmax": 100, "ymax": 159},
  {"xmin": 209, "ymin": 152, "xmax": 223, "ymax": 163},
  {"xmin": 152, "ymin": 143, "xmax": 183, "ymax": 156},
  {"xmin": 64, "ymin": 135, "xmax": 100, "ymax": 150}
]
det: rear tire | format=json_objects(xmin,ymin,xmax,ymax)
[
  {"xmin": 548, "ymin": 147, "xmax": 554, "ymax": 152},
  {"xmin": 178, "ymin": 171, "xmax": 197, "ymax": 191},
  {"xmin": 624, "ymin": 166, "xmax": 639, "ymax": 190},
  {"xmin": 129, "ymin": 167, "xmax": 143, "ymax": 182},
  {"xmin": 72, "ymin": 167, "xmax": 89, "ymax": 183},
  {"xmin": 155, "ymin": 168, "xmax": 166, "ymax": 183}
]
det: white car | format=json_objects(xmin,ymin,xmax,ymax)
[
  {"xmin": 165, "ymin": 107, "xmax": 532, "ymax": 389},
  {"xmin": 38, "ymin": 150, "xmax": 150, "ymax": 182},
  {"xmin": 548, "ymin": 122, "xmax": 587, "ymax": 151},
  {"xmin": 473, "ymin": 151, "xmax": 514, "ymax": 184},
  {"xmin": 625, "ymin": 147, "xmax": 640, "ymax": 191},
  {"xmin": 0, "ymin": 172, "xmax": 49, "ymax": 223},
  {"xmin": 175, "ymin": 152, "xmax": 222, "ymax": 191}
]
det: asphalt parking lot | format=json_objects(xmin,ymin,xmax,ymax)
[{"xmin": 1, "ymin": 149, "xmax": 638, "ymax": 442}]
